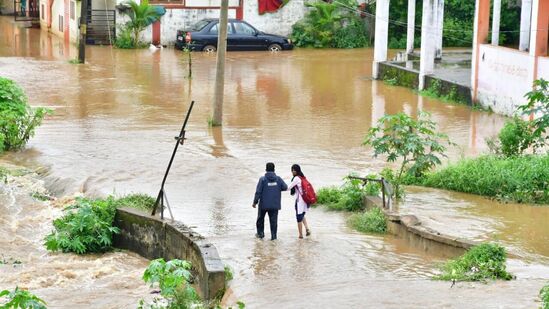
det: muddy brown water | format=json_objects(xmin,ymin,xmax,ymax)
[{"xmin": 1, "ymin": 17, "xmax": 548, "ymax": 308}]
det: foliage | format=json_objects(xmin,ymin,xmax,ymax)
[
  {"xmin": 413, "ymin": 154, "xmax": 549, "ymax": 204},
  {"xmin": 434, "ymin": 243, "xmax": 513, "ymax": 282},
  {"xmin": 373, "ymin": 0, "xmax": 520, "ymax": 48},
  {"xmin": 518, "ymin": 79, "xmax": 549, "ymax": 150},
  {"xmin": 120, "ymin": 0, "xmax": 161, "ymax": 48},
  {"xmin": 498, "ymin": 117, "xmax": 538, "ymax": 157},
  {"xmin": 224, "ymin": 265, "xmax": 234, "ymax": 282},
  {"xmin": 0, "ymin": 287, "xmax": 47, "ymax": 309},
  {"xmin": 291, "ymin": 0, "xmax": 369, "ymax": 49},
  {"xmin": 380, "ymin": 167, "xmax": 405, "ymax": 199},
  {"xmin": 364, "ymin": 112, "xmax": 453, "ymax": 198},
  {"xmin": 111, "ymin": 193, "xmax": 155, "ymax": 211},
  {"xmin": 114, "ymin": 24, "xmax": 142, "ymax": 49},
  {"xmin": 419, "ymin": 80, "xmax": 467, "ymax": 105},
  {"xmin": 348, "ymin": 207, "xmax": 387, "ymax": 234},
  {"xmin": 142, "ymin": 258, "xmax": 200, "ymax": 309},
  {"xmin": 44, "ymin": 197, "xmax": 120, "ymax": 254},
  {"xmin": 0, "ymin": 77, "xmax": 50, "ymax": 153},
  {"xmin": 541, "ymin": 283, "xmax": 549, "ymax": 309},
  {"xmin": 316, "ymin": 176, "xmax": 371, "ymax": 212}
]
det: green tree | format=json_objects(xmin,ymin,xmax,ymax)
[
  {"xmin": 363, "ymin": 112, "xmax": 453, "ymax": 197},
  {"xmin": 518, "ymin": 79, "xmax": 549, "ymax": 151},
  {"xmin": 0, "ymin": 77, "xmax": 50, "ymax": 153},
  {"xmin": 121, "ymin": 0, "xmax": 161, "ymax": 47}
]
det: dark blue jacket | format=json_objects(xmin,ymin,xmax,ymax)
[{"xmin": 253, "ymin": 172, "xmax": 288, "ymax": 210}]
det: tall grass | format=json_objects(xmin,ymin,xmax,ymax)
[
  {"xmin": 434, "ymin": 243, "xmax": 513, "ymax": 282},
  {"xmin": 413, "ymin": 155, "xmax": 549, "ymax": 204},
  {"xmin": 348, "ymin": 207, "xmax": 387, "ymax": 234}
]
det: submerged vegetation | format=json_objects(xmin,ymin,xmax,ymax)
[
  {"xmin": 434, "ymin": 243, "xmax": 513, "ymax": 282},
  {"xmin": 0, "ymin": 77, "xmax": 50, "ymax": 153},
  {"xmin": 316, "ymin": 176, "xmax": 386, "ymax": 234},
  {"xmin": 45, "ymin": 194, "xmax": 154, "ymax": 254},
  {"xmin": 291, "ymin": 0, "xmax": 369, "ymax": 49},
  {"xmin": 0, "ymin": 287, "xmax": 47, "ymax": 309}
]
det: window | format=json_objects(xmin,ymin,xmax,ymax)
[
  {"xmin": 209, "ymin": 23, "xmax": 234, "ymax": 34},
  {"xmin": 190, "ymin": 20, "xmax": 210, "ymax": 31},
  {"xmin": 70, "ymin": 1, "xmax": 75, "ymax": 20},
  {"xmin": 59, "ymin": 15, "xmax": 63, "ymax": 32},
  {"xmin": 41, "ymin": 4, "xmax": 44, "ymax": 20},
  {"xmin": 233, "ymin": 22, "xmax": 256, "ymax": 35}
]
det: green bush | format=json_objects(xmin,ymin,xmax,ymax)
[
  {"xmin": 291, "ymin": 0, "xmax": 369, "ymax": 49},
  {"xmin": 541, "ymin": 283, "xmax": 549, "ymax": 309},
  {"xmin": 141, "ymin": 258, "xmax": 200, "ymax": 309},
  {"xmin": 414, "ymin": 155, "xmax": 549, "ymax": 204},
  {"xmin": 0, "ymin": 77, "xmax": 50, "ymax": 153},
  {"xmin": 348, "ymin": 207, "xmax": 387, "ymax": 234},
  {"xmin": 498, "ymin": 118, "xmax": 536, "ymax": 157},
  {"xmin": 519, "ymin": 79, "xmax": 549, "ymax": 150},
  {"xmin": 434, "ymin": 243, "xmax": 513, "ymax": 282},
  {"xmin": 0, "ymin": 287, "xmax": 47, "ymax": 309},
  {"xmin": 114, "ymin": 25, "xmax": 136, "ymax": 49},
  {"xmin": 318, "ymin": 177, "xmax": 366, "ymax": 211},
  {"xmin": 112, "ymin": 193, "xmax": 155, "ymax": 211},
  {"xmin": 316, "ymin": 186, "xmax": 343, "ymax": 206},
  {"xmin": 44, "ymin": 197, "xmax": 120, "ymax": 254}
]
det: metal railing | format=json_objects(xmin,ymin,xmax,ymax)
[{"xmin": 347, "ymin": 176, "xmax": 393, "ymax": 210}]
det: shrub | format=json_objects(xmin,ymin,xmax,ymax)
[
  {"xmin": 142, "ymin": 258, "xmax": 200, "ymax": 309},
  {"xmin": 364, "ymin": 112, "xmax": 453, "ymax": 198},
  {"xmin": 498, "ymin": 117, "xmax": 536, "ymax": 157},
  {"xmin": 415, "ymin": 154, "xmax": 549, "ymax": 204},
  {"xmin": 120, "ymin": 0, "xmax": 161, "ymax": 48},
  {"xmin": 316, "ymin": 186, "xmax": 343, "ymax": 206},
  {"xmin": 541, "ymin": 283, "xmax": 549, "ymax": 309},
  {"xmin": 114, "ymin": 25, "xmax": 136, "ymax": 49},
  {"xmin": 519, "ymin": 79, "xmax": 549, "ymax": 150},
  {"xmin": 0, "ymin": 287, "xmax": 47, "ymax": 309},
  {"xmin": 291, "ymin": 0, "xmax": 369, "ymax": 49},
  {"xmin": 348, "ymin": 207, "xmax": 386, "ymax": 234},
  {"xmin": 44, "ymin": 197, "xmax": 120, "ymax": 254},
  {"xmin": 0, "ymin": 77, "xmax": 50, "ymax": 153},
  {"xmin": 112, "ymin": 193, "xmax": 155, "ymax": 211},
  {"xmin": 434, "ymin": 243, "xmax": 513, "ymax": 282}
]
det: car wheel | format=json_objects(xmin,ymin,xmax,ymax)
[
  {"xmin": 268, "ymin": 44, "xmax": 282, "ymax": 52},
  {"xmin": 203, "ymin": 45, "xmax": 217, "ymax": 53}
]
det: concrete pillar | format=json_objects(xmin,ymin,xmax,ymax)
[
  {"xmin": 519, "ymin": 0, "xmax": 533, "ymax": 51},
  {"xmin": 471, "ymin": 0, "xmax": 490, "ymax": 102},
  {"xmin": 491, "ymin": 0, "xmax": 501, "ymax": 45},
  {"xmin": 529, "ymin": 0, "xmax": 549, "ymax": 57},
  {"xmin": 419, "ymin": 0, "xmax": 437, "ymax": 90},
  {"xmin": 406, "ymin": 0, "xmax": 416, "ymax": 55},
  {"xmin": 435, "ymin": 0, "xmax": 444, "ymax": 60},
  {"xmin": 371, "ymin": 82, "xmax": 385, "ymax": 125},
  {"xmin": 372, "ymin": 0, "xmax": 390, "ymax": 79}
]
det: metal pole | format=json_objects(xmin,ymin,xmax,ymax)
[
  {"xmin": 78, "ymin": 0, "xmax": 88, "ymax": 63},
  {"xmin": 152, "ymin": 101, "xmax": 196, "ymax": 216},
  {"xmin": 381, "ymin": 177, "xmax": 386, "ymax": 209}
]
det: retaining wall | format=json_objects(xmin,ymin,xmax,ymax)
[
  {"xmin": 113, "ymin": 207, "xmax": 225, "ymax": 300},
  {"xmin": 363, "ymin": 196, "xmax": 476, "ymax": 258}
]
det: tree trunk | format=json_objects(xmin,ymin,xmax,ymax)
[{"xmin": 211, "ymin": 0, "xmax": 229, "ymax": 126}]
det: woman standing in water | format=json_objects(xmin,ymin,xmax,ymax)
[{"xmin": 288, "ymin": 164, "xmax": 311, "ymax": 239}]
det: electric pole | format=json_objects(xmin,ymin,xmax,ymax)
[
  {"xmin": 212, "ymin": 0, "xmax": 229, "ymax": 126},
  {"xmin": 78, "ymin": 0, "xmax": 88, "ymax": 63}
]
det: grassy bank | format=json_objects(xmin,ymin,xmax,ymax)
[
  {"xmin": 409, "ymin": 154, "xmax": 549, "ymax": 204},
  {"xmin": 316, "ymin": 178, "xmax": 386, "ymax": 234}
]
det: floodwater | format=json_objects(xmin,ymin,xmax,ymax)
[{"xmin": 1, "ymin": 17, "xmax": 548, "ymax": 308}]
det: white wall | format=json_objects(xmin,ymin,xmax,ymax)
[
  {"xmin": 476, "ymin": 44, "xmax": 535, "ymax": 115},
  {"xmin": 538, "ymin": 56, "xmax": 549, "ymax": 80},
  {"xmin": 50, "ymin": 0, "xmax": 64, "ymax": 38},
  {"xmin": 243, "ymin": 0, "xmax": 306, "ymax": 36}
]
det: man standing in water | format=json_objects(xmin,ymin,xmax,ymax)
[{"xmin": 253, "ymin": 162, "xmax": 287, "ymax": 240}]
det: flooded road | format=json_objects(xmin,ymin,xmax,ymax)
[{"xmin": 1, "ymin": 17, "xmax": 548, "ymax": 307}]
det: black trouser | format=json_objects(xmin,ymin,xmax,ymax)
[{"xmin": 256, "ymin": 208, "xmax": 278, "ymax": 239}]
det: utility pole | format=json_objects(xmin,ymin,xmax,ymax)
[
  {"xmin": 78, "ymin": 0, "xmax": 88, "ymax": 63},
  {"xmin": 211, "ymin": 0, "xmax": 229, "ymax": 126}
]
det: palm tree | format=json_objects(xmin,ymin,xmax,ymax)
[{"xmin": 123, "ymin": 0, "xmax": 161, "ymax": 47}]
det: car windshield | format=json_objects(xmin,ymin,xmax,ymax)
[{"xmin": 190, "ymin": 20, "xmax": 210, "ymax": 31}]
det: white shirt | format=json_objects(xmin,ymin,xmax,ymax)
[{"xmin": 288, "ymin": 176, "xmax": 308, "ymax": 215}]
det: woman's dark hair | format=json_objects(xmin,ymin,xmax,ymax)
[
  {"xmin": 291, "ymin": 164, "xmax": 305, "ymax": 177},
  {"xmin": 291, "ymin": 164, "xmax": 305, "ymax": 196}
]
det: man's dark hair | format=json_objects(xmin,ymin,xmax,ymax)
[{"xmin": 266, "ymin": 162, "xmax": 275, "ymax": 172}]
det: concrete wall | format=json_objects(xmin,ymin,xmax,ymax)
[
  {"xmin": 538, "ymin": 56, "xmax": 549, "ymax": 80},
  {"xmin": 113, "ymin": 207, "xmax": 225, "ymax": 300},
  {"xmin": 0, "ymin": 0, "xmax": 16, "ymax": 15},
  {"xmin": 50, "ymin": 0, "xmax": 64, "ymax": 38},
  {"xmin": 476, "ymin": 44, "xmax": 535, "ymax": 115},
  {"xmin": 363, "ymin": 196, "xmax": 475, "ymax": 258}
]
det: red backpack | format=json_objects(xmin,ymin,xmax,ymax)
[{"xmin": 298, "ymin": 176, "xmax": 317, "ymax": 205}]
